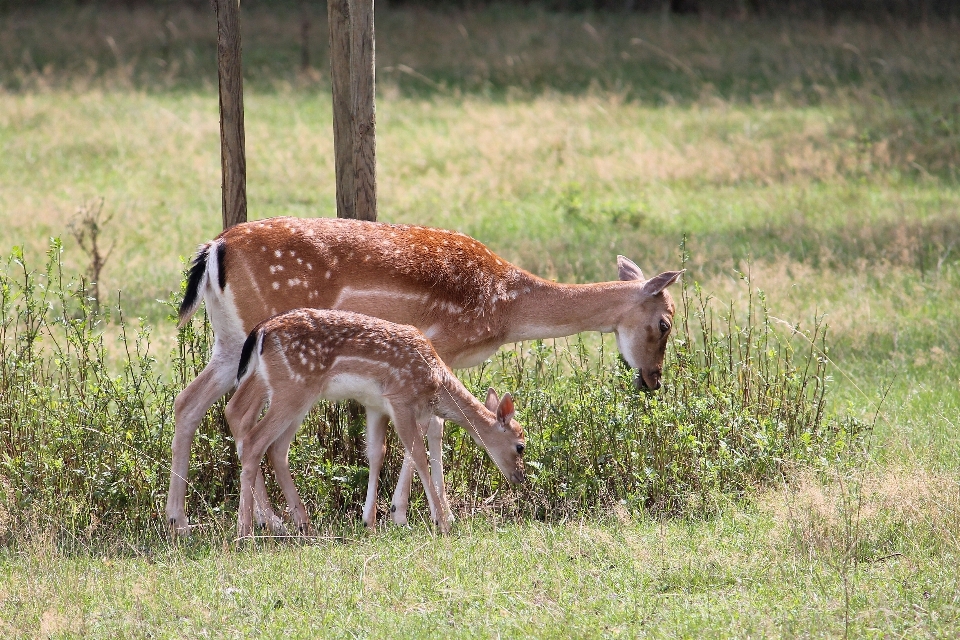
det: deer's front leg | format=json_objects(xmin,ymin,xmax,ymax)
[
  {"xmin": 390, "ymin": 454, "xmax": 414, "ymax": 525},
  {"xmin": 392, "ymin": 410, "xmax": 451, "ymax": 533},
  {"xmin": 425, "ymin": 415, "xmax": 451, "ymax": 526},
  {"xmin": 390, "ymin": 414, "xmax": 444, "ymax": 525},
  {"xmin": 362, "ymin": 409, "xmax": 389, "ymax": 530}
]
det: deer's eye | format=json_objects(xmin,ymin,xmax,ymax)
[
  {"xmin": 516, "ymin": 444, "xmax": 525, "ymax": 454},
  {"xmin": 659, "ymin": 319, "xmax": 671, "ymax": 334}
]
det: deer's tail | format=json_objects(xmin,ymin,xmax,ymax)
[
  {"xmin": 177, "ymin": 239, "xmax": 226, "ymax": 328},
  {"xmin": 236, "ymin": 326, "xmax": 265, "ymax": 386}
]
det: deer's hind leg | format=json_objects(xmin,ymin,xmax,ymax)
[
  {"xmin": 226, "ymin": 374, "xmax": 286, "ymax": 534},
  {"xmin": 236, "ymin": 399, "xmax": 307, "ymax": 540},
  {"xmin": 264, "ymin": 403, "xmax": 314, "ymax": 536},
  {"xmin": 168, "ymin": 339, "xmax": 247, "ymax": 535}
]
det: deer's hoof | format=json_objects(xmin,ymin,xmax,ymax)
[
  {"xmin": 167, "ymin": 516, "xmax": 192, "ymax": 539},
  {"xmin": 390, "ymin": 509, "xmax": 409, "ymax": 526}
]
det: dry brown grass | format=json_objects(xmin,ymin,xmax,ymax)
[{"xmin": 763, "ymin": 467, "xmax": 960, "ymax": 562}]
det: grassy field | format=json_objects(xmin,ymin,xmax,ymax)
[
  {"xmin": 1, "ymin": 4, "xmax": 960, "ymax": 637},
  {"xmin": 5, "ymin": 498, "xmax": 960, "ymax": 638}
]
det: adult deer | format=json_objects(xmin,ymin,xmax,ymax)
[
  {"xmin": 168, "ymin": 216, "xmax": 682, "ymax": 534},
  {"xmin": 225, "ymin": 308, "xmax": 525, "ymax": 536}
]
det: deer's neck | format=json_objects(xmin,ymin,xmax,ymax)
[
  {"xmin": 433, "ymin": 374, "xmax": 495, "ymax": 441},
  {"xmin": 503, "ymin": 277, "xmax": 637, "ymax": 342}
]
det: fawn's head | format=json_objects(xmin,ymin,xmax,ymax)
[{"xmin": 482, "ymin": 388, "xmax": 526, "ymax": 485}]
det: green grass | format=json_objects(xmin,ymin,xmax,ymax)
[
  {"xmin": 3, "ymin": 507, "xmax": 959, "ymax": 638},
  {"xmin": 1, "ymin": 4, "xmax": 960, "ymax": 637}
]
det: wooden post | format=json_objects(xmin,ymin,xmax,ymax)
[
  {"xmin": 215, "ymin": 0, "xmax": 247, "ymax": 230},
  {"xmin": 328, "ymin": 0, "xmax": 355, "ymax": 220},
  {"xmin": 351, "ymin": 0, "xmax": 377, "ymax": 221}
]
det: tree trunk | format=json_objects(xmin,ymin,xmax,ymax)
[
  {"xmin": 215, "ymin": 0, "xmax": 247, "ymax": 230},
  {"xmin": 351, "ymin": 0, "xmax": 377, "ymax": 221},
  {"xmin": 328, "ymin": 0, "xmax": 355, "ymax": 220}
]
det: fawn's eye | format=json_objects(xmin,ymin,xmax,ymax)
[
  {"xmin": 516, "ymin": 444, "xmax": 525, "ymax": 454},
  {"xmin": 659, "ymin": 319, "xmax": 671, "ymax": 334}
]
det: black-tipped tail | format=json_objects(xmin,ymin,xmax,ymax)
[
  {"xmin": 237, "ymin": 329, "xmax": 260, "ymax": 383},
  {"xmin": 178, "ymin": 244, "xmax": 209, "ymax": 326}
]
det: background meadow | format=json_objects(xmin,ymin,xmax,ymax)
[{"xmin": 1, "ymin": 3, "xmax": 959, "ymax": 637}]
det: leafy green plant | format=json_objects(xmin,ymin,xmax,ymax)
[
  {"xmin": 0, "ymin": 241, "xmax": 863, "ymax": 544},
  {"xmin": 444, "ymin": 265, "xmax": 862, "ymax": 519}
]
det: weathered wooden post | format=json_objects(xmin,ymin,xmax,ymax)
[
  {"xmin": 351, "ymin": 0, "xmax": 377, "ymax": 221},
  {"xmin": 329, "ymin": 0, "xmax": 376, "ymax": 222},
  {"xmin": 328, "ymin": 0, "xmax": 356, "ymax": 219},
  {"xmin": 215, "ymin": 0, "xmax": 247, "ymax": 230}
]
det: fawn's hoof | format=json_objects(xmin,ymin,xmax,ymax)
[{"xmin": 390, "ymin": 506, "xmax": 409, "ymax": 526}]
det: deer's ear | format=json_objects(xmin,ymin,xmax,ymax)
[
  {"xmin": 497, "ymin": 392, "xmax": 516, "ymax": 424},
  {"xmin": 485, "ymin": 387, "xmax": 500, "ymax": 413},
  {"xmin": 618, "ymin": 256, "xmax": 645, "ymax": 282},
  {"xmin": 640, "ymin": 270, "xmax": 685, "ymax": 297}
]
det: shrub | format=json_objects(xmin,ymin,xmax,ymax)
[{"xmin": 0, "ymin": 241, "xmax": 864, "ymax": 543}]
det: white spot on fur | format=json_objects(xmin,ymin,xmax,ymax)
[{"xmin": 272, "ymin": 282, "xmax": 280, "ymax": 290}]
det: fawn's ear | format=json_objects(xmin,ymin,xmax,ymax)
[
  {"xmin": 485, "ymin": 387, "xmax": 500, "ymax": 413},
  {"xmin": 640, "ymin": 270, "xmax": 685, "ymax": 297},
  {"xmin": 618, "ymin": 256, "xmax": 645, "ymax": 282},
  {"xmin": 496, "ymin": 392, "xmax": 516, "ymax": 424}
]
